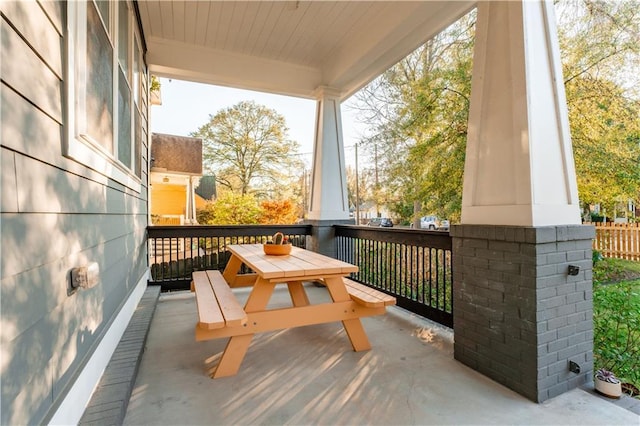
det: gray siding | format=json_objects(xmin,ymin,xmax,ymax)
[{"xmin": 1, "ymin": 1, "xmax": 149, "ymax": 424}]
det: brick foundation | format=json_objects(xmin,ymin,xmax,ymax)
[
  {"xmin": 450, "ymin": 225, "xmax": 595, "ymax": 402},
  {"xmin": 306, "ymin": 219, "xmax": 354, "ymax": 257}
]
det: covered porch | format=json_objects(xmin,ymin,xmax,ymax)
[
  {"xmin": 120, "ymin": 287, "xmax": 637, "ymax": 425},
  {"xmin": 140, "ymin": 0, "xmax": 592, "ymax": 406},
  {"xmin": 0, "ymin": 1, "xmax": 625, "ymax": 424}
]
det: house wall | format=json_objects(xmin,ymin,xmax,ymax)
[
  {"xmin": 151, "ymin": 183, "xmax": 187, "ymax": 216},
  {"xmin": 1, "ymin": 2, "xmax": 149, "ymax": 424},
  {"xmin": 195, "ymin": 193, "xmax": 209, "ymax": 210}
]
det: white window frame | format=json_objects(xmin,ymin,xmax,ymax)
[{"xmin": 65, "ymin": 0, "xmax": 142, "ymax": 192}]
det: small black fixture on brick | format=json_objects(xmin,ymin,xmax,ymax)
[
  {"xmin": 568, "ymin": 265, "xmax": 580, "ymax": 276},
  {"xmin": 569, "ymin": 360, "xmax": 581, "ymax": 374}
]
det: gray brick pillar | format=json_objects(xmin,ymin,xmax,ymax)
[
  {"xmin": 305, "ymin": 219, "xmax": 354, "ymax": 257},
  {"xmin": 450, "ymin": 225, "xmax": 595, "ymax": 402}
]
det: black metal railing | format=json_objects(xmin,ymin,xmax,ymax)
[
  {"xmin": 334, "ymin": 225, "xmax": 453, "ymax": 328},
  {"xmin": 147, "ymin": 224, "xmax": 312, "ymax": 291}
]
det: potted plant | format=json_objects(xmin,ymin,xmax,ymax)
[
  {"xmin": 150, "ymin": 75, "xmax": 162, "ymax": 105},
  {"xmin": 594, "ymin": 368, "xmax": 622, "ymax": 398},
  {"xmin": 263, "ymin": 232, "xmax": 292, "ymax": 255}
]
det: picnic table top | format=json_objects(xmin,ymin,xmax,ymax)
[{"xmin": 226, "ymin": 244, "xmax": 358, "ymax": 280}]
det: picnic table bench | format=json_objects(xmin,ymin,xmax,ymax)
[{"xmin": 191, "ymin": 244, "xmax": 395, "ymax": 378}]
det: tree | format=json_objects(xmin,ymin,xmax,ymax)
[
  {"xmin": 259, "ymin": 200, "xmax": 299, "ymax": 224},
  {"xmin": 196, "ymin": 192, "xmax": 262, "ymax": 225},
  {"xmin": 353, "ymin": 11, "xmax": 475, "ymax": 224},
  {"xmin": 565, "ymin": 77, "xmax": 640, "ymax": 213},
  {"xmin": 557, "ymin": 0, "xmax": 640, "ymax": 216},
  {"xmin": 346, "ymin": 165, "xmax": 374, "ymax": 216},
  {"xmin": 191, "ymin": 101, "xmax": 302, "ymax": 196},
  {"xmin": 352, "ymin": 0, "xmax": 640, "ymax": 222}
]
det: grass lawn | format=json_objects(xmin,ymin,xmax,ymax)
[
  {"xmin": 593, "ymin": 256, "xmax": 640, "ymax": 283},
  {"xmin": 593, "ymin": 256, "xmax": 640, "ymax": 397}
]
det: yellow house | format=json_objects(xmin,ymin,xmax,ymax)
[{"xmin": 150, "ymin": 133, "xmax": 203, "ymax": 225}]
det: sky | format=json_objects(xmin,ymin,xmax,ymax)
[{"xmin": 149, "ymin": 78, "xmax": 366, "ymax": 168}]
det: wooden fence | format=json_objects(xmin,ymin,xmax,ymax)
[{"xmin": 588, "ymin": 222, "xmax": 640, "ymax": 261}]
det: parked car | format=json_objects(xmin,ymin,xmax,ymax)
[
  {"xmin": 420, "ymin": 215, "xmax": 440, "ymax": 230},
  {"xmin": 380, "ymin": 218, "xmax": 394, "ymax": 227},
  {"xmin": 419, "ymin": 215, "xmax": 449, "ymax": 230},
  {"xmin": 367, "ymin": 218, "xmax": 394, "ymax": 227}
]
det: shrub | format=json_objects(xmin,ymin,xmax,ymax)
[
  {"xmin": 592, "ymin": 250, "xmax": 604, "ymax": 265},
  {"xmin": 259, "ymin": 200, "xmax": 298, "ymax": 224},
  {"xmin": 593, "ymin": 280, "xmax": 640, "ymax": 392},
  {"xmin": 196, "ymin": 192, "xmax": 262, "ymax": 225},
  {"xmin": 593, "ymin": 257, "xmax": 640, "ymax": 284}
]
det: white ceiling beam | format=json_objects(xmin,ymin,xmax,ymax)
[{"xmin": 146, "ymin": 37, "xmax": 323, "ymax": 99}]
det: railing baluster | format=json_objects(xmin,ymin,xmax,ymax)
[
  {"xmin": 332, "ymin": 225, "xmax": 453, "ymax": 328},
  {"xmin": 421, "ymin": 247, "xmax": 425, "ymax": 305},
  {"xmin": 147, "ymin": 225, "xmax": 313, "ymax": 291},
  {"xmin": 409, "ymin": 245, "xmax": 414, "ymax": 301},
  {"xmin": 148, "ymin": 221, "xmax": 453, "ymax": 328}
]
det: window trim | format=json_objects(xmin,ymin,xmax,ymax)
[{"xmin": 65, "ymin": 0, "xmax": 142, "ymax": 192}]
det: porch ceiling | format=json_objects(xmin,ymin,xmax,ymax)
[{"xmin": 138, "ymin": 1, "xmax": 475, "ymax": 100}]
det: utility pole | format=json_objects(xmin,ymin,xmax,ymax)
[
  {"xmin": 302, "ymin": 167, "xmax": 308, "ymax": 218},
  {"xmin": 374, "ymin": 143, "xmax": 380, "ymax": 217},
  {"xmin": 355, "ymin": 144, "xmax": 360, "ymax": 225}
]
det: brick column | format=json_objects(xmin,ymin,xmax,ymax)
[
  {"xmin": 305, "ymin": 219, "xmax": 354, "ymax": 257},
  {"xmin": 451, "ymin": 224, "xmax": 595, "ymax": 402}
]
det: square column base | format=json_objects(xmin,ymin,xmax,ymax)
[
  {"xmin": 450, "ymin": 225, "xmax": 595, "ymax": 402},
  {"xmin": 305, "ymin": 219, "xmax": 354, "ymax": 258}
]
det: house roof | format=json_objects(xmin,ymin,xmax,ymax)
[
  {"xmin": 139, "ymin": 1, "xmax": 474, "ymax": 100},
  {"xmin": 151, "ymin": 133, "xmax": 203, "ymax": 175}
]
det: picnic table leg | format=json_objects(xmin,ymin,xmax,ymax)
[
  {"xmin": 212, "ymin": 335, "xmax": 253, "ymax": 378},
  {"xmin": 287, "ymin": 281, "xmax": 310, "ymax": 307},
  {"xmin": 222, "ymin": 254, "xmax": 243, "ymax": 285},
  {"xmin": 212, "ymin": 277, "xmax": 276, "ymax": 377},
  {"xmin": 324, "ymin": 277, "xmax": 372, "ymax": 351},
  {"xmin": 244, "ymin": 278, "xmax": 276, "ymax": 311}
]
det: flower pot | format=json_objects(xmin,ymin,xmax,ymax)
[
  {"xmin": 595, "ymin": 378, "xmax": 622, "ymax": 398},
  {"xmin": 263, "ymin": 243, "xmax": 292, "ymax": 256}
]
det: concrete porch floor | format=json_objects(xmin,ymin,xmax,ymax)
[{"xmin": 123, "ymin": 284, "xmax": 638, "ymax": 425}]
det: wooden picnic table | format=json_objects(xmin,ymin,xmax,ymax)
[{"xmin": 192, "ymin": 244, "xmax": 395, "ymax": 378}]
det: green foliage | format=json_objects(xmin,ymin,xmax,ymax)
[
  {"xmin": 197, "ymin": 194, "xmax": 302, "ymax": 225},
  {"xmin": 593, "ymin": 257, "xmax": 640, "ymax": 284},
  {"xmin": 557, "ymin": 0, "xmax": 640, "ymax": 213},
  {"xmin": 196, "ymin": 192, "xmax": 262, "ymax": 225},
  {"xmin": 592, "ymin": 249, "xmax": 604, "ymax": 266},
  {"xmin": 150, "ymin": 75, "xmax": 161, "ymax": 92},
  {"xmin": 565, "ymin": 77, "xmax": 640, "ymax": 211},
  {"xmin": 191, "ymin": 100, "xmax": 302, "ymax": 197},
  {"xmin": 351, "ymin": 1, "xmax": 640, "ymax": 222},
  {"xmin": 353, "ymin": 11, "xmax": 475, "ymax": 223},
  {"xmin": 349, "ymin": 240, "xmax": 452, "ymax": 312},
  {"xmin": 388, "ymin": 200, "xmax": 414, "ymax": 226},
  {"xmin": 593, "ymin": 281, "xmax": 640, "ymax": 391},
  {"xmin": 196, "ymin": 204, "xmax": 215, "ymax": 225}
]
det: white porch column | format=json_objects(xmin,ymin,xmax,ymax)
[
  {"xmin": 185, "ymin": 176, "xmax": 199, "ymax": 225},
  {"xmin": 453, "ymin": 1, "xmax": 594, "ymax": 404},
  {"xmin": 461, "ymin": 0, "xmax": 581, "ymax": 226},
  {"xmin": 307, "ymin": 86, "xmax": 350, "ymax": 221}
]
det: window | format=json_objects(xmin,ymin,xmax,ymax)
[{"xmin": 66, "ymin": 0, "xmax": 145, "ymax": 191}]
